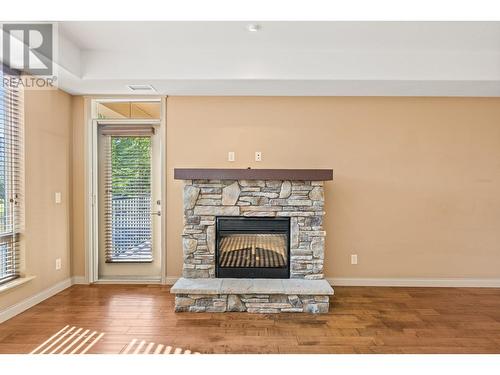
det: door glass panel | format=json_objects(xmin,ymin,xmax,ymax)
[{"xmin": 104, "ymin": 136, "xmax": 152, "ymax": 262}]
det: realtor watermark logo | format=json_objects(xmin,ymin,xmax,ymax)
[{"xmin": 1, "ymin": 22, "xmax": 58, "ymax": 89}]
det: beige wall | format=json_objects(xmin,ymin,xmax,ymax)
[
  {"xmin": 166, "ymin": 96, "xmax": 500, "ymax": 279},
  {"xmin": 71, "ymin": 97, "xmax": 86, "ymax": 277},
  {"xmin": 0, "ymin": 89, "xmax": 73, "ymax": 310},
  {"xmin": 50, "ymin": 95, "xmax": 500, "ymax": 284}
]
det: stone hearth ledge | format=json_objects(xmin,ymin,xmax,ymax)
[{"xmin": 171, "ymin": 278, "xmax": 334, "ymax": 295}]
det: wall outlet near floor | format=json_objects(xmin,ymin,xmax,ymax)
[
  {"xmin": 255, "ymin": 151, "xmax": 262, "ymax": 161},
  {"xmin": 55, "ymin": 192, "xmax": 62, "ymax": 204},
  {"xmin": 228, "ymin": 151, "xmax": 235, "ymax": 162},
  {"xmin": 55, "ymin": 258, "xmax": 62, "ymax": 270},
  {"xmin": 351, "ymin": 254, "xmax": 358, "ymax": 265}
]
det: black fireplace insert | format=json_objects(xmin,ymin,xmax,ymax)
[{"xmin": 215, "ymin": 216, "xmax": 290, "ymax": 279}]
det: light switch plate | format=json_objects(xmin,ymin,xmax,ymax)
[
  {"xmin": 351, "ymin": 254, "xmax": 358, "ymax": 265},
  {"xmin": 228, "ymin": 151, "xmax": 235, "ymax": 162},
  {"xmin": 55, "ymin": 192, "xmax": 62, "ymax": 204}
]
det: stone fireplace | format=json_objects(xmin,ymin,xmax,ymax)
[{"xmin": 171, "ymin": 168, "xmax": 334, "ymax": 313}]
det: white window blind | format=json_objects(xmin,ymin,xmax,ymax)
[
  {"xmin": 0, "ymin": 67, "xmax": 24, "ymax": 285},
  {"xmin": 102, "ymin": 129, "xmax": 153, "ymax": 263}
]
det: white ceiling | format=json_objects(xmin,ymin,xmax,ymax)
[{"xmin": 56, "ymin": 21, "xmax": 500, "ymax": 96}]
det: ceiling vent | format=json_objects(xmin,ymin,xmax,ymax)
[{"xmin": 127, "ymin": 84, "xmax": 156, "ymax": 92}]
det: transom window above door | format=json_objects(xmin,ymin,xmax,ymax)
[{"xmin": 95, "ymin": 100, "xmax": 161, "ymax": 120}]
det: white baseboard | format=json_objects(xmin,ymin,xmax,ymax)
[
  {"xmin": 71, "ymin": 276, "xmax": 88, "ymax": 285},
  {"xmin": 65, "ymin": 276, "xmax": 500, "ymax": 288},
  {"xmin": 156, "ymin": 276, "xmax": 500, "ymax": 288},
  {"xmin": 328, "ymin": 277, "xmax": 500, "ymax": 288},
  {"xmin": 163, "ymin": 276, "xmax": 179, "ymax": 285},
  {"xmin": 0, "ymin": 278, "xmax": 72, "ymax": 324},
  {"xmin": 94, "ymin": 275, "xmax": 162, "ymax": 284}
]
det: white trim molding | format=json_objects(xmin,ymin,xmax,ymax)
[
  {"xmin": 71, "ymin": 276, "xmax": 88, "ymax": 285},
  {"xmin": 0, "ymin": 278, "xmax": 72, "ymax": 324},
  {"xmin": 94, "ymin": 275, "xmax": 162, "ymax": 284},
  {"xmin": 141, "ymin": 276, "xmax": 500, "ymax": 288},
  {"xmin": 0, "ymin": 276, "xmax": 36, "ymax": 294},
  {"xmin": 164, "ymin": 276, "xmax": 179, "ymax": 285},
  {"xmin": 328, "ymin": 277, "xmax": 500, "ymax": 288},
  {"xmin": 86, "ymin": 97, "xmax": 166, "ymax": 285}
]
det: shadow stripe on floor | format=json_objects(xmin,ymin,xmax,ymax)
[
  {"xmin": 30, "ymin": 325, "xmax": 199, "ymax": 354},
  {"xmin": 30, "ymin": 325, "xmax": 105, "ymax": 354}
]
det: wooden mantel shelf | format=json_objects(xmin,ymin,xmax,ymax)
[{"xmin": 174, "ymin": 168, "xmax": 333, "ymax": 181}]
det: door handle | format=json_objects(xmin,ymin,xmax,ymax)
[{"xmin": 151, "ymin": 211, "xmax": 161, "ymax": 216}]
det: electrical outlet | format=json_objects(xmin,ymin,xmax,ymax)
[
  {"xmin": 255, "ymin": 151, "xmax": 262, "ymax": 162},
  {"xmin": 55, "ymin": 192, "xmax": 62, "ymax": 204},
  {"xmin": 55, "ymin": 258, "xmax": 62, "ymax": 270},
  {"xmin": 351, "ymin": 254, "xmax": 358, "ymax": 265},
  {"xmin": 228, "ymin": 151, "xmax": 235, "ymax": 162}
]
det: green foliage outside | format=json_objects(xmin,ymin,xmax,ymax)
[{"xmin": 111, "ymin": 137, "xmax": 151, "ymax": 196}]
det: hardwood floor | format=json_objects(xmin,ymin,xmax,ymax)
[{"xmin": 1, "ymin": 284, "xmax": 499, "ymax": 354}]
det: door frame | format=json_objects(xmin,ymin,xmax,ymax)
[{"xmin": 85, "ymin": 97, "xmax": 167, "ymax": 284}]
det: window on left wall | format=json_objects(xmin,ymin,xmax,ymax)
[{"xmin": 0, "ymin": 66, "xmax": 24, "ymax": 285}]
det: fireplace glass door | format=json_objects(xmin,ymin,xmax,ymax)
[{"xmin": 216, "ymin": 217, "xmax": 290, "ymax": 278}]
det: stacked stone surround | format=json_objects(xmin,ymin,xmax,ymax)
[
  {"xmin": 182, "ymin": 179, "xmax": 326, "ymax": 279},
  {"xmin": 175, "ymin": 294, "xmax": 329, "ymax": 313},
  {"xmin": 173, "ymin": 178, "xmax": 333, "ymax": 314}
]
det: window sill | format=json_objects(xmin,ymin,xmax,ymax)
[{"xmin": 0, "ymin": 276, "xmax": 36, "ymax": 294}]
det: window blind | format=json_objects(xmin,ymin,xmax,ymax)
[
  {"xmin": 0, "ymin": 67, "xmax": 24, "ymax": 285},
  {"xmin": 102, "ymin": 132, "xmax": 153, "ymax": 263}
]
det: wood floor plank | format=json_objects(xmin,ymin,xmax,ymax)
[{"xmin": 0, "ymin": 284, "xmax": 499, "ymax": 354}]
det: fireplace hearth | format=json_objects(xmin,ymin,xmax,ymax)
[{"xmin": 216, "ymin": 217, "xmax": 290, "ymax": 279}]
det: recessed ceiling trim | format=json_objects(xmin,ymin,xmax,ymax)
[{"xmin": 56, "ymin": 21, "xmax": 500, "ymax": 97}]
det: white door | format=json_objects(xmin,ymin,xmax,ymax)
[{"xmin": 97, "ymin": 123, "xmax": 161, "ymax": 280}]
